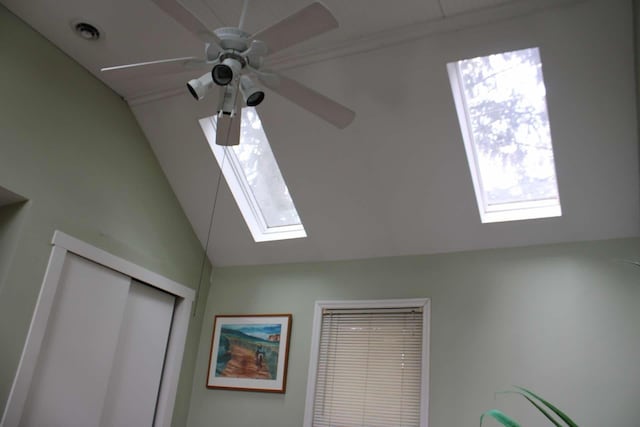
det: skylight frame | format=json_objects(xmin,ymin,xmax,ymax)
[
  {"xmin": 199, "ymin": 112, "xmax": 307, "ymax": 242},
  {"xmin": 447, "ymin": 47, "xmax": 562, "ymax": 223}
]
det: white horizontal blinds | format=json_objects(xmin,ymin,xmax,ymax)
[{"xmin": 313, "ymin": 307, "xmax": 423, "ymax": 427}]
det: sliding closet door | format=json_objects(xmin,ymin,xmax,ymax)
[
  {"xmin": 19, "ymin": 253, "xmax": 175, "ymax": 427},
  {"xmin": 21, "ymin": 254, "xmax": 131, "ymax": 427},
  {"xmin": 100, "ymin": 280, "xmax": 175, "ymax": 427}
]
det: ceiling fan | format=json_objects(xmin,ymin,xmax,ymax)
[{"xmin": 101, "ymin": 0, "xmax": 355, "ymax": 146}]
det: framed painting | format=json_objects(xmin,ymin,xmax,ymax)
[{"xmin": 206, "ymin": 314, "xmax": 292, "ymax": 393}]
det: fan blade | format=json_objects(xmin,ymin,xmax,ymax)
[
  {"xmin": 101, "ymin": 57, "xmax": 207, "ymax": 79},
  {"xmin": 152, "ymin": 0, "xmax": 222, "ymax": 49},
  {"xmin": 252, "ymin": 2, "xmax": 338, "ymax": 55},
  {"xmin": 216, "ymin": 114, "xmax": 241, "ymax": 146},
  {"xmin": 246, "ymin": 65, "xmax": 280, "ymax": 87},
  {"xmin": 243, "ymin": 40, "xmax": 268, "ymax": 67},
  {"xmin": 243, "ymin": 40, "xmax": 268, "ymax": 58},
  {"xmin": 260, "ymin": 74, "xmax": 355, "ymax": 129}
]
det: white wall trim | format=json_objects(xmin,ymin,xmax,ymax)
[
  {"xmin": 1, "ymin": 231, "xmax": 194, "ymax": 427},
  {"xmin": 303, "ymin": 298, "xmax": 431, "ymax": 427},
  {"xmin": 266, "ymin": 0, "xmax": 583, "ymax": 71},
  {"xmin": 302, "ymin": 301, "xmax": 324, "ymax": 427},
  {"xmin": 126, "ymin": 0, "xmax": 584, "ymax": 106},
  {"xmin": 52, "ymin": 231, "xmax": 194, "ymax": 301},
  {"xmin": 1, "ymin": 246, "xmax": 68, "ymax": 427},
  {"xmin": 154, "ymin": 297, "xmax": 191, "ymax": 427}
]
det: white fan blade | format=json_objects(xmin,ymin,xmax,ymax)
[
  {"xmin": 153, "ymin": 0, "xmax": 222, "ymax": 49},
  {"xmin": 216, "ymin": 114, "xmax": 241, "ymax": 146},
  {"xmin": 252, "ymin": 2, "xmax": 338, "ymax": 55},
  {"xmin": 246, "ymin": 65, "xmax": 280, "ymax": 87},
  {"xmin": 260, "ymin": 74, "xmax": 355, "ymax": 129},
  {"xmin": 101, "ymin": 57, "xmax": 207, "ymax": 79},
  {"xmin": 243, "ymin": 40, "xmax": 268, "ymax": 67}
]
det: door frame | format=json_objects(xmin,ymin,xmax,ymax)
[{"xmin": 1, "ymin": 231, "xmax": 195, "ymax": 427}]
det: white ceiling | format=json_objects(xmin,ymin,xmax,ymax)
[{"xmin": 2, "ymin": 0, "xmax": 638, "ymax": 266}]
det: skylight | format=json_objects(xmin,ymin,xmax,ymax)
[
  {"xmin": 200, "ymin": 107, "xmax": 306, "ymax": 242},
  {"xmin": 448, "ymin": 47, "xmax": 561, "ymax": 223}
]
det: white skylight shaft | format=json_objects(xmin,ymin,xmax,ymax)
[
  {"xmin": 200, "ymin": 107, "xmax": 306, "ymax": 242},
  {"xmin": 448, "ymin": 47, "xmax": 561, "ymax": 223}
]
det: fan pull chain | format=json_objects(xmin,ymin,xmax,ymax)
[{"xmin": 193, "ymin": 149, "xmax": 227, "ymax": 318}]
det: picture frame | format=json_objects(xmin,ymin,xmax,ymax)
[{"xmin": 206, "ymin": 314, "xmax": 292, "ymax": 393}]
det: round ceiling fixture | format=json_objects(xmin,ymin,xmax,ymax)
[{"xmin": 73, "ymin": 22, "xmax": 101, "ymax": 41}]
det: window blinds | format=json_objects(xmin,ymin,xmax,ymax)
[{"xmin": 312, "ymin": 307, "xmax": 424, "ymax": 427}]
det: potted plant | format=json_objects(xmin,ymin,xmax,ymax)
[{"xmin": 481, "ymin": 386, "xmax": 578, "ymax": 427}]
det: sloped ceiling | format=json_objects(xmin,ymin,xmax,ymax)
[{"xmin": 2, "ymin": 0, "xmax": 638, "ymax": 266}]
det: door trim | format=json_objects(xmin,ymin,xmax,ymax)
[{"xmin": 2, "ymin": 231, "xmax": 194, "ymax": 427}]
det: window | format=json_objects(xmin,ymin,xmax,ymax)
[
  {"xmin": 447, "ymin": 47, "xmax": 561, "ymax": 223},
  {"xmin": 199, "ymin": 107, "xmax": 306, "ymax": 242},
  {"xmin": 304, "ymin": 299, "xmax": 430, "ymax": 427}
]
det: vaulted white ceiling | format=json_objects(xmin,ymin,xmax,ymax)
[{"xmin": 3, "ymin": 0, "xmax": 638, "ymax": 266}]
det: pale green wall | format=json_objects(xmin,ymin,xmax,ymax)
[
  {"xmin": 0, "ymin": 6, "xmax": 210, "ymax": 426},
  {"xmin": 0, "ymin": 202, "xmax": 29, "ymax": 295},
  {"xmin": 188, "ymin": 238, "xmax": 640, "ymax": 427}
]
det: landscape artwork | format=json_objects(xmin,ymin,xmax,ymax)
[
  {"xmin": 216, "ymin": 323, "xmax": 281, "ymax": 379},
  {"xmin": 207, "ymin": 314, "xmax": 292, "ymax": 393}
]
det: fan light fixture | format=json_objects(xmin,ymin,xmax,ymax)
[
  {"xmin": 187, "ymin": 73, "xmax": 213, "ymax": 100},
  {"xmin": 101, "ymin": 0, "xmax": 356, "ymax": 146},
  {"xmin": 212, "ymin": 57, "xmax": 242, "ymax": 86},
  {"xmin": 239, "ymin": 76, "xmax": 264, "ymax": 107}
]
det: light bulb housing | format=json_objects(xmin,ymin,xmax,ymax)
[
  {"xmin": 212, "ymin": 57, "xmax": 242, "ymax": 86},
  {"xmin": 187, "ymin": 73, "xmax": 214, "ymax": 100},
  {"xmin": 239, "ymin": 75, "xmax": 265, "ymax": 107}
]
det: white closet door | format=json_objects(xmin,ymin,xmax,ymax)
[
  {"xmin": 19, "ymin": 254, "xmax": 176, "ymax": 427},
  {"xmin": 21, "ymin": 253, "xmax": 132, "ymax": 427},
  {"xmin": 100, "ymin": 280, "xmax": 175, "ymax": 427}
]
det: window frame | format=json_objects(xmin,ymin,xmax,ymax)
[
  {"xmin": 199, "ymin": 114, "xmax": 307, "ymax": 242},
  {"xmin": 303, "ymin": 298, "xmax": 431, "ymax": 427},
  {"xmin": 446, "ymin": 47, "xmax": 562, "ymax": 224}
]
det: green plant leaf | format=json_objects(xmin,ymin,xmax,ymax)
[
  {"xmin": 480, "ymin": 409, "xmax": 521, "ymax": 427},
  {"xmin": 496, "ymin": 391, "xmax": 562, "ymax": 426},
  {"xmin": 514, "ymin": 386, "xmax": 579, "ymax": 427},
  {"xmin": 621, "ymin": 259, "xmax": 640, "ymax": 268}
]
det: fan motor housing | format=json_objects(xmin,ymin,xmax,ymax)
[{"xmin": 214, "ymin": 27, "xmax": 251, "ymax": 52}]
